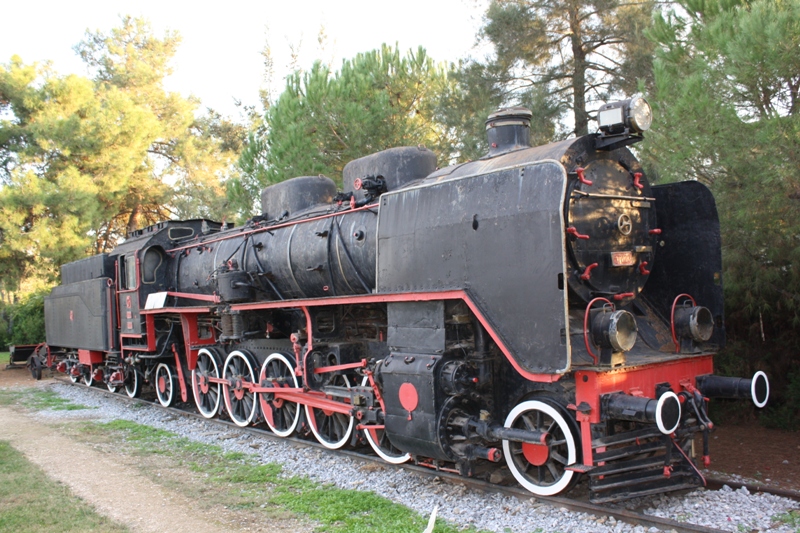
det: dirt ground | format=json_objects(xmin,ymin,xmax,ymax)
[
  {"xmin": 0, "ymin": 406, "xmax": 236, "ymax": 533},
  {"xmin": 702, "ymin": 422, "xmax": 800, "ymax": 491},
  {"xmin": 0, "ymin": 365, "xmax": 309, "ymax": 533},
  {"xmin": 2, "ymin": 361, "xmax": 799, "ymax": 522}
]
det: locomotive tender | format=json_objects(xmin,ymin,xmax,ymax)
[{"xmin": 42, "ymin": 96, "xmax": 769, "ymax": 502}]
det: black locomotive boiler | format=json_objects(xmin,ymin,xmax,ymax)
[{"xmin": 42, "ymin": 96, "xmax": 769, "ymax": 502}]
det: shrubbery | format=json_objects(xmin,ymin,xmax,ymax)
[{"xmin": 6, "ymin": 290, "xmax": 47, "ymax": 347}]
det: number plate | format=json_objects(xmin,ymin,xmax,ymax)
[{"xmin": 611, "ymin": 251, "xmax": 636, "ymax": 267}]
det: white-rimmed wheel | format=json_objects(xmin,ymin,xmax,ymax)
[
  {"xmin": 67, "ymin": 356, "xmax": 80, "ymax": 384},
  {"xmin": 192, "ymin": 348, "xmax": 222, "ymax": 418},
  {"xmin": 305, "ymin": 375, "xmax": 354, "ymax": 450},
  {"xmin": 502, "ymin": 399, "xmax": 579, "ymax": 497},
  {"xmin": 82, "ymin": 364, "xmax": 93, "ymax": 386},
  {"xmin": 259, "ymin": 353, "xmax": 300, "ymax": 437},
  {"xmin": 124, "ymin": 365, "xmax": 142, "ymax": 398},
  {"xmin": 155, "ymin": 363, "xmax": 177, "ymax": 407},
  {"xmin": 360, "ymin": 375, "xmax": 410, "ymax": 464},
  {"xmin": 107, "ymin": 372, "xmax": 119, "ymax": 393},
  {"xmin": 223, "ymin": 350, "xmax": 258, "ymax": 427}
]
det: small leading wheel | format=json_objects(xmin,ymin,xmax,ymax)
[
  {"xmin": 125, "ymin": 365, "xmax": 142, "ymax": 398},
  {"xmin": 82, "ymin": 364, "xmax": 93, "ymax": 387},
  {"xmin": 222, "ymin": 350, "xmax": 258, "ymax": 427},
  {"xmin": 259, "ymin": 353, "xmax": 300, "ymax": 437},
  {"xmin": 155, "ymin": 363, "xmax": 177, "ymax": 407},
  {"xmin": 192, "ymin": 348, "xmax": 222, "ymax": 418},
  {"xmin": 360, "ymin": 376, "xmax": 410, "ymax": 464},
  {"xmin": 502, "ymin": 399, "xmax": 579, "ymax": 497},
  {"xmin": 305, "ymin": 375, "xmax": 355, "ymax": 450}
]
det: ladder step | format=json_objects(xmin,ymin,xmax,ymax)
[{"xmin": 589, "ymin": 454, "xmax": 669, "ymax": 477}]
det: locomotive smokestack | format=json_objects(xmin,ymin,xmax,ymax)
[{"xmin": 486, "ymin": 107, "xmax": 533, "ymax": 157}]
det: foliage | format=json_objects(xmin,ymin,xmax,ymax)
[
  {"xmin": 230, "ymin": 44, "xmax": 451, "ymax": 217},
  {"xmin": 759, "ymin": 370, "xmax": 800, "ymax": 430},
  {"xmin": 0, "ymin": 16, "xmax": 241, "ymax": 289},
  {"xmin": 447, "ymin": 0, "xmax": 655, "ymax": 141},
  {"xmin": 0, "ymin": 303, "xmax": 10, "ymax": 350},
  {"xmin": 644, "ymin": 0, "xmax": 800, "ymax": 427},
  {"xmin": 8, "ymin": 289, "xmax": 47, "ymax": 345}
]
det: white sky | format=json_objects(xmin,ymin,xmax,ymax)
[{"xmin": 1, "ymin": 0, "xmax": 489, "ymax": 119}]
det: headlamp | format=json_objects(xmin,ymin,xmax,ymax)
[{"xmin": 597, "ymin": 94, "xmax": 652, "ymax": 135}]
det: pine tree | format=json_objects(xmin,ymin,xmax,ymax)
[
  {"xmin": 447, "ymin": 0, "xmax": 655, "ymax": 141},
  {"xmin": 0, "ymin": 16, "xmax": 241, "ymax": 290},
  {"xmin": 230, "ymin": 45, "xmax": 450, "ymax": 217},
  {"xmin": 645, "ymin": 0, "xmax": 800, "ymax": 426}
]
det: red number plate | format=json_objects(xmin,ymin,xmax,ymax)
[{"xmin": 611, "ymin": 251, "xmax": 636, "ymax": 267}]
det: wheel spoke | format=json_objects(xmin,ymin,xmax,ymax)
[
  {"xmin": 546, "ymin": 461, "xmax": 560, "ymax": 481},
  {"xmin": 550, "ymin": 450, "xmax": 568, "ymax": 465}
]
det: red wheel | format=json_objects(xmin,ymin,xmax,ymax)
[
  {"xmin": 258, "ymin": 353, "xmax": 300, "ymax": 437},
  {"xmin": 305, "ymin": 375, "xmax": 354, "ymax": 450},
  {"xmin": 192, "ymin": 348, "xmax": 222, "ymax": 418},
  {"xmin": 155, "ymin": 363, "xmax": 176, "ymax": 407},
  {"xmin": 124, "ymin": 365, "xmax": 142, "ymax": 398},
  {"xmin": 502, "ymin": 400, "xmax": 579, "ymax": 496},
  {"xmin": 82, "ymin": 364, "xmax": 93, "ymax": 386},
  {"xmin": 222, "ymin": 351, "xmax": 257, "ymax": 427},
  {"xmin": 360, "ymin": 376, "xmax": 410, "ymax": 464}
]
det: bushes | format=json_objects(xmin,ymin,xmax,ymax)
[{"xmin": 7, "ymin": 290, "xmax": 48, "ymax": 347}]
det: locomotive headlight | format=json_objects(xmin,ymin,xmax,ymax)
[
  {"xmin": 628, "ymin": 95, "xmax": 652, "ymax": 132},
  {"xmin": 592, "ymin": 309, "xmax": 638, "ymax": 352},
  {"xmin": 674, "ymin": 305, "xmax": 714, "ymax": 343},
  {"xmin": 597, "ymin": 94, "xmax": 653, "ymax": 134}
]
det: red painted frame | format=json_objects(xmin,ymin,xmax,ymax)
[
  {"xmin": 230, "ymin": 290, "xmax": 562, "ymax": 383},
  {"xmin": 573, "ymin": 355, "xmax": 714, "ymax": 466},
  {"xmin": 78, "ymin": 349, "xmax": 104, "ymax": 365},
  {"xmin": 139, "ymin": 307, "xmax": 215, "ymax": 371}
]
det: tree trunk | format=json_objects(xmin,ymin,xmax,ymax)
[
  {"xmin": 127, "ymin": 205, "xmax": 141, "ymax": 235},
  {"xmin": 569, "ymin": 5, "xmax": 589, "ymax": 136}
]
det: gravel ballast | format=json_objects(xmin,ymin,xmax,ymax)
[{"xmin": 35, "ymin": 383, "xmax": 800, "ymax": 533}]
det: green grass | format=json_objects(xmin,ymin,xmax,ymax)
[
  {"xmin": 85, "ymin": 419, "xmax": 485, "ymax": 533},
  {"xmin": 0, "ymin": 388, "xmax": 89, "ymax": 411},
  {"xmin": 774, "ymin": 510, "xmax": 800, "ymax": 532},
  {"xmin": 0, "ymin": 440, "xmax": 129, "ymax": 532}
]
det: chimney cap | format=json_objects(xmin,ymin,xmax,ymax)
[{"xmin": 485, "ymin": 107, "xmax": 533, "ymax": 130}]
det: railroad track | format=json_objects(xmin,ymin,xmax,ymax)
[{"xmin": 52, "ymin": 377, "xmax": 798, "ymax": 533}]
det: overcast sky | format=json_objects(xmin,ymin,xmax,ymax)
[{"xmin": 1, "ymin": 0, "xmax": 488, "ymax": 118}]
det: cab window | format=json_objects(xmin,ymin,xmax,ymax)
[{"xmin": 120, "ymin": 254, "xmax": 138, "ymax": 290}]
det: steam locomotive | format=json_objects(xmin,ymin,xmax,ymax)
[{"xmin": 40, "ymin": 95, "xmax": 769, "ymax": 502}]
